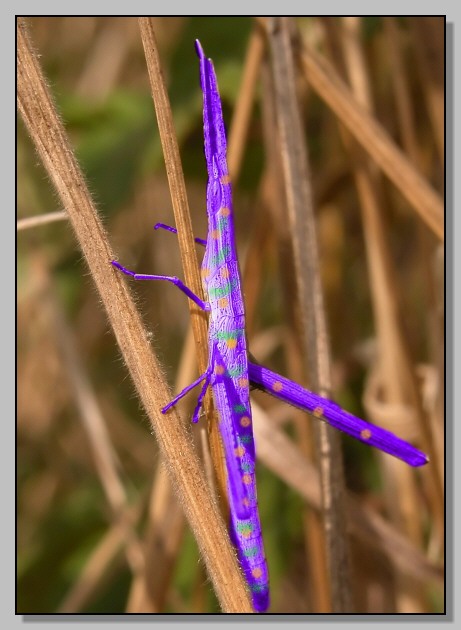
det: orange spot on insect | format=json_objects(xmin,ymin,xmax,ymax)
[
  {"xmin": 220, "ymin": 175, "xmax": 231, "ymax": 185},
  {"xmin": 201, "ymin": 267, "xmax": 210, "ymax": 278},
  {"xmin": 313, "ymin": 406, "xmax": 324, "ymax": 418},
  {"xmin": 211, "ymin": 229, "xmax": 220, "ymax": 239},
  {"xmin": 361, "ymin": 429, "xmax": 372, "ymax": 440},
  {"xmin": 220, "ymin": 267, "xmax": 230, "ymax": 278},
  {"xmin": 238, "ymin": 378, "xmax": 249, "ymax": 389},
  {"xmin": 242, "ymin": 497, "xmax": 250, "ymax": 507},
  {"xmin": 241, "ymin": 527, "xmax": 252, "ymax": 539},
  {"xmin": 240, "ymin": 416, "xmax": 251, "ymax": 427},
  {"xmin": 272, "ymin": 381, "xmax": 283, "ymax": 392},
  {"xmin": 219, "ymin": 206, "xmax": 231, "ymax": 217},
  {"xmin": 215, "ymin": 364, "xmax": 225, "ymax": 375},
  {"xmin": 242, "ymin": 474, "xmax": 252, "ymax": 485},
  {"xmin": 252, "ymin": 568, "xmax": 263, "ymax": 579},
  {"xmin": 235, "ymin": 445, "xmax": 245, "ymax": 457},
  {"xmin": 226, "ymin": 338, "xmax": 237, "ymax": 349},
  {"xmin": 218, "ymin": 297, "xmax": 228, "ymax": 308}
]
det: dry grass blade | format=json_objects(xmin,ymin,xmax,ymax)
[
  {"xmin": 382, "ymin": 18, "xmax": 420, "ymax": 160},
  {"xmin": 297, "ymin": 34, "xmax": 444, "ymax": 241},
  {"xmin": 266, "ymin": 17, "xmax": 352, "ymax": 611},
  {"xmin": 408, "ymin": 17, "xmax": 444, "ymax": 163},
  {"xmin": 337, "ymin": 16, "xmax": 443, "ymax": 543},
  {"xmin": 76, "ymin": 17, "xmax": 137, "ymax": 102},
  {"xmin": 383, "ymin": 17, "xmax": 445, "ymax": 485},
  {"xmin": 31, "ymin": 255, "xmax": 144, "ymax": 575},
  {"xmin": 58, "ymin": 501, "xmax": 144, "ymax": 613},
  {"xmin": 17, "ymin": 210, "xmax": 67, "ymax": 230},
  {"xmin": 17, "ymin": 17, "xmax": 252, "ymax": 613},
  {"xmin": 259, "ymin": 53, "xmax": 331, "ymax": 612},
  {"xmin": 137, "ymin": 17, "xmax": 229, "ymax": 523},
  {"xmin": 127, "ymin": 463, "xmax": 186, "ymax": 613},
  {"xmin": 346, "ymin": 495, "xmax": 443, "ymax": 588},
  {"xmin": 227, "ymin": 26, "xmax": 265, "ymax": 183}
]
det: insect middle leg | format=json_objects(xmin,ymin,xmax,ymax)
[
  {"xmin": 162, "ymin": 369, "xmax": 210, "ymax": 413},
  {"xmin": 191, "ymin": 365, "xmax": 213, "ymax": 423},
  {"xmin": 111, "ymin": 260, "xmax": 210, "ymax": 311},
  {"xmin": 160, "ymin": 361, "xmax": 213, "ymax": 425}
]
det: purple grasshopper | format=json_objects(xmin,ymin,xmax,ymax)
[
  {"xmin": 113, "ymin": 40, "xmax": 270, "ymax": 612},
  {"xmin": 112, "ymin": 40, "xmax": 428, "ymax": 613}
]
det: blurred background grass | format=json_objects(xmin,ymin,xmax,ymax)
[{"xmin": 17, "ymin": 17, "xmax": 444, "ymax": 614}]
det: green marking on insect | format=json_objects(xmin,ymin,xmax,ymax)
[
  {"xmin": 210, "ymin": 245, "xmax": 231, "ymax": 267},
  {"xmin": 208, "ymin": 278, "xmax": 238, "ymax": 299},
  {"xmin": 244, "ymin": 545, "xmax": 259, "ymax": 558},
  {"xmin": 237, "ymin": 521, "xmax": 253, "ymax": 538},
  {"xmin": 214, "ymin": 328, "xmax": 245, "ymax": 342},
  {"xmin": 227, "ymin": 364, "xmax": 246, "ymax": 378}
]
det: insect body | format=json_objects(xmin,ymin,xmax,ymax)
[
  {"xmin": 112, "ymin": 39, "xmax": 428, "ymax": 613},
  {"xmin": 183, "ymin": 40, "xmax": 269, "ymax": 611}
]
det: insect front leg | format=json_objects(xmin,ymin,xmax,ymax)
[
  {"xmin": 154, "ymin": 223, "xmax": 207, "ymax": 246},
  {"xmin": 111, "ymin": 260, "xmax": 210, "ymax": 311}
]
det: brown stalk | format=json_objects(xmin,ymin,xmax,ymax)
[
  {"xmin": 137, "ymin": 17, "xmax": 229, "ymax": 526},
  {"xmin": 224, "ymin": 24, "xmax": 267, "ymax": 341},
  {"xmin": 223, "ymin": 24, "xmax": 268, "ymax": 340},
  {"xmin": 227, "ymin": 25, "xmax": 265, "ymax": 183},
  {"xmin": 136, "ymin": 19, "xmax": 207, "ymax": 373},
  {"xmin": 259, "ymin": 55, "xmax": 331, "ymax": 612},
  {"xmin": 265, "ymin": 17, "xmax": 353, "ymax": 612},
  {"xmin": 240, "ymin": 172, "xmax": 274, "ymax": 340},
  {"xmin": 295, "ymin": 32, "xmax": 444, "ymax": 241},
  {"xmin": 17, "ymin": 17, "xmax": 252, "ymax": 613},
  {"xmin": 127, "ymin": 328, "xmax": 196, "ymax": 613}
]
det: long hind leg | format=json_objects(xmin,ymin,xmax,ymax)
[
  {"xmin": 161, "ymin": 370, "xmax": 211, "ymax": 414},
  {"xmin": 190, "ymin": 366, "xmax": 213, "ymax": 423}
]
